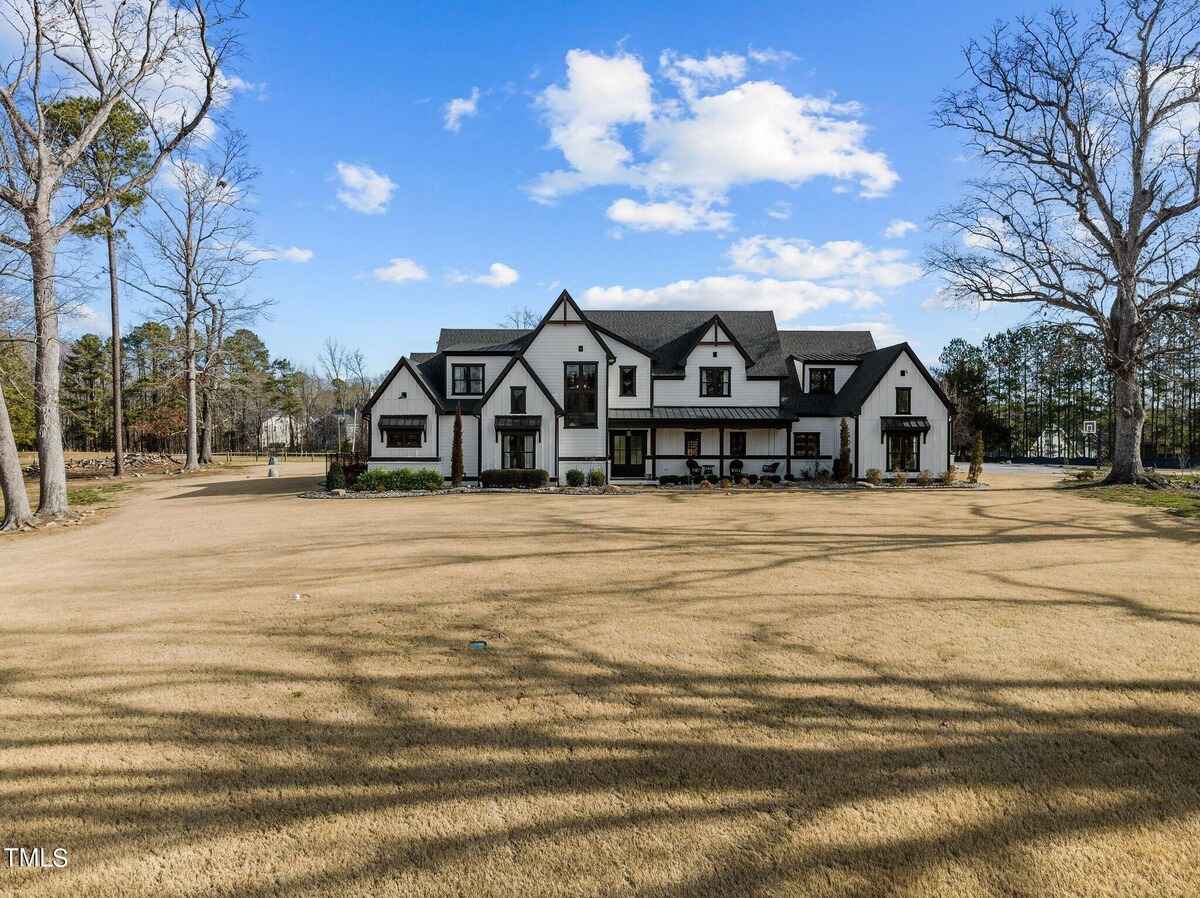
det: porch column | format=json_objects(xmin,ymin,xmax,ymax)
[
  {"xmin": 718, "ymin": 425, "xmax": 725, "ymax": 477},
  {"xmin": 650, "ymin": 427, "xmax": 656, "ymax": 479},
  {"xmin": 785, "ymin": 424, "xmax": 792, "ymax": 478}
]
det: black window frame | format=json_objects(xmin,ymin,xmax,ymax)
[
  {"xmin": 510, "ymin": 385, "xmax": 526, "ymax": 415},
  {"xmin": 501, "ymin": 431, "xmax": 535, "ymax": 469},
  {"xmin": 809, "ymin": 368, "xmax": 835, "ymax": 394},
  {"xmin": 684, "ymin": 431, "xmax": 702, "ymax": 458},
  {"xmin": 793, "ymin": 432, "xmax": 820, "ymax": 458},
  {"xmin": 895, "ymin": 386, "xmax": 912, "ymax": 415},
  {"xmin": 451, "ymin": 363, "xmax": 485, "ymax": 396},
  {"xmin": 886, "ymin": 432, "xmax": 920, "ymax": 472},
  {"xmin": 729, "ymin": 431, "xmax": 747, "ymax": 457},
  {"xmin": 563, "ymin": 361, "xmax": 599, "ymax": 429},
  {"xmin": 699, "ymin": 366, "xmax": 731, "ymax": 398},
  {"xmin": 618, "ymin": 365, "xmax": 637, "ymax": 397},
  {"xmin": 384, "ymin": 428, "xmax": 422, "ymax": 449}
]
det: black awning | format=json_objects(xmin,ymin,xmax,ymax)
[
  {"xmin": 881, "ymin": 416, "xmax": 931, "ymax": 433},
  {"xmin": 378, "ymin": 414, "xmax": 427, "ymax": 430},
  {"xmin": 608, "ymin": 406, "xmax": 791, "ymax": 428},
  {"xmin": 494, "ymin": 415, "xmax": 542, "ymax": 431}
]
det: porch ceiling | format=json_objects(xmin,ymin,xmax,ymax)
[{"xmin": 608, "ymin": 406, "xmax": 791, "ymax": 427}]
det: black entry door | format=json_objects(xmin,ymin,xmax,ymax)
[{"xmin": 610, "ymin": 430, "xmax": 647, "ymax": 478}]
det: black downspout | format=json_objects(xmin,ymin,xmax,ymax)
[
  {"xmin": 854, "ymin": 414, "xmax": 860, "ymax": 480},
  {"xmin": 477, "ymin": 413, "xmax": 482, "ymax": 479}
]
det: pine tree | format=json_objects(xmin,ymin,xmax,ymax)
[
  {"xmin": 451, "ymin": 408, "xmax": 464, "ymax": 486},
  {"xmin": 968, "ymin": 431, "xmax": 984, "ymax": 483}
]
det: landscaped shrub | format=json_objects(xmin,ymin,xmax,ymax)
[
  {"xmin": 968, "ymin": 431, "xmax": 984, "ymax": 483},
  {"xmin": 566, "ymin": 468, "xmax": 585, "ymax": 487},
  {"xmin": 480, "ymin": 468, "xmax": 550, "ymax": 488},
  {"xmin": 738, "ymin": 477, "xmax": 749, "ymax": 487},
  {"xmin": 865, "ymin": 468, "xmax": 883, "ymax": 486},
  {"xmin": 815, "ymin": 468, "xmax": 832, "ymax": 483},
  {"xmin": 352, "ymin": 467, "xmax": 443, "ymax": 492},
  {"xmin": 768, "ymin": 474, "xmax": 782, "ymax": 484},
  {"xmin": 658, "ymin": 474, "xmax": 681, "ymax": 486},
  {"xmin": 833, "ymin": 417, "xmax": 852, "ymax": 482},
  {"xmin": 784, "ymin": 473, "xmax": 795, "ymax": 482},
  {"xmin": 326, "ymin": 462, "xmax": 345, "ymax": 491},
  {"xmin": 893, "ymin": 470, "xmax": 908, "ymax": 487},
  {"xmin": 588, "ymin": 469, "xmax": 606, "ymax": 487},
  {"xmin": 699, "ymin": 479, "xmax": 714, "ymax": 489},
  {"xmin": 747, "ymin": 474, "xmax": 759, "ymax": 484},
  {"xmin": 704, "ymin": 474, "xmax": 718, "ymax": 484},
  {"xmin": 719, "ymin": 478, "xmax": 732, "ymax": 489},
  {"xmin": 943, "ymin": 464, "xmax": 959, "ymax": 485},
  {"xmin": 917, "ymin": 469, "xmax": 933, "ymax": 487},
  {"xmin": 759, "ymin": 478, "xmax": 774, "ymax": 488}
]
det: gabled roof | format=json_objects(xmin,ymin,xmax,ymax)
[
  {"xmin": 364, "ymin": 355, "xmax": 442, "ymax": 412},
  {"xmin": 478, "ymin": 354, "xmax": 564, "ymax": 415},
  {"xmin": 585, "ymin": 310, "xmax": 789, "ymax": 377},
  {"xmin": 520, "ymin": 290, "xmax": 616, "ymax": 363},
  {"xmin": 436, "ymin": 329, "xmax": 530, "ymax": 353},
  {"xmin": 784, "ymin": 343, "xmax": 955, "ymax": 417},
  {"xmin": 778, "ymin": 330, "xmax": 876, "ymax": 362}
]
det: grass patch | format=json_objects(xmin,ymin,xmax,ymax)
[
  {"xmin": 1071, "ymin": 482, "xmax": 1200, "ymax": 519},
  {"xmin": 67, "ymin": 482, "xmax": 131, "ymax": 506}
]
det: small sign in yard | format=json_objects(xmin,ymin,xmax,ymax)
[{"xmin": 1084, "ymin": 420, "xmax": 1097, "ymax": 434}]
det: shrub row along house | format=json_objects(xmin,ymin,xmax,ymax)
[{"xmin": 364, "ymin": 291, "xmax": 954, "ymax": 483}]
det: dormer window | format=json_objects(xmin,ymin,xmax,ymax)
[
  {"xmin": 451, "ymin": 364, "xmax": 484, "ymax": 395},
  {"xmin": 809, "ymin": 368, "xmax": 835, "ymax": 394},
  {"xmin": 700, "ymin": 367, "xmax": 731, "ymax": 397}
]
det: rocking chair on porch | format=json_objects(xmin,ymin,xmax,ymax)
[
  {"xmin": 729, "ymin": 459, "xmax": 745, "ymax": 480},
  {"xmin": 686, "ymin": 458, "xmax": 703, "ymax": 484}
]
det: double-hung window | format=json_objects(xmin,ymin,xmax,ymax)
[
  {"xmin": 618, "ymin": 365, "xmax": 637, "ymax": 397},
  {"xmin": 385, "ymin": 429, "xmax": 421, "ymax": 449},
  {"xmin": 793, "ymin": 432, "xmax": 820, "ymax": 458},
  {"xmin": 451, "ymin": 364, "xmax": 484, "ymax": 395},
  {"xmin": 809, "ymin": 368, "xmax": 835, "ymax": 394},
  {"xmin": 564, "ymin": 362, "xmax": 598, "ymax": 428},
  {"xmin": 895, "ymin": 387, "xmax": 912, "ymax": 415},
  {"xmin": 700, "ymin": 367, "xmax": 731, "ymax": 397},
  {"xmin": 510, "ymin": 386, "xmax": 526, "ymax": 414}
]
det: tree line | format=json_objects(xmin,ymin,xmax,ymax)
[{"xmin": 936, "ymin": 317, "xmax": 1200, "ymax": 467}]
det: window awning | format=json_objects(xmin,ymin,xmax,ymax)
[
  {"xmin": 880, "ymin": 416, "xmax": 931, "ymax": 443},
  {"xmin": 494, "ymin": 415, "xmax": 542, "ymax": 431},
  {"xmin": 378, "ymin": 414, "xmax": 427, "ymax": 431}
]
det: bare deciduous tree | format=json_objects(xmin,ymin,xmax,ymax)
[
  {"xmin": 0, "ymin": 0, "xmax": 239, "ymax": 515},
  {"xmin": 126, "ymin": 130, "xmax": 261, "ymax": 470},
  {"xmin": 0, "ymin": 286, "xmax": 32, "ymax": 529},
  {"xmin": 928, "ymin": 0, "xmax": 1200, "ymax": 484},
  {"xmin": 500, "ymin": 305, "xmax": 539, "ymax": 328}
]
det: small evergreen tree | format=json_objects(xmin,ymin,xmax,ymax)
[
  {"xmin": 833, "ymin": 417, "xmax": 852, "ymax": 481},
  {"xmin": 968, "ymin": 431, "xmax": 984, "ymax": 483},
  {"xmin": 451, "ymin": 408, "xmax": 464, "ymax": 485},
  {"xmin": 326, "ymin": 462, "xmax": 345, "ymax": 491}
]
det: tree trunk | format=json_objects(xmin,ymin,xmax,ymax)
[
  {"xmin": 29, "ymin": 232, "xmax": 69, "ymax": 517},
  {"xmin": 0, "ymin": 378, "xmax": 34, "ymax": 530},
  {"xmin": 200, "ymin": 388, "xmax": 213, "ymax": 464},
  {"xmin": 1106, "ymin": 297, "xmax": 1149, "ymax": 484},
  {"xmin": 106, "ymin": 206, "xmax": 125, "ymax": 476},
  {"xmin": 184, "ymin": 313, "xmax": 199, "ymax": 471}
]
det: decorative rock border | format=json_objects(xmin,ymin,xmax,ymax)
[{"xmin": 299, "ymin": 481, "xmax": 984, "ymax": 499}]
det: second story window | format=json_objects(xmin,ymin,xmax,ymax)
[
  {"xmin": 619, "ymin": 365, "xmax": 637, "ymax": 397},
  {"xmin": 452, "ymin": 364, "xmax": 484, "ymax": 395},
  {"xmin": 510, "ymin": 386, "xmax": 526, "ymax": 414},
  {"xmin": 700, "ymin": 366, "xmax": 731, "ymax": 397},
  {"xmin": 564, "ymin": 361, "xmax": 598, "ymax": 428},
  {"xmin": 896, "ymin": 386, "xmax": 912, "ymax": 415},
  {"xmin": 809, "ymin": 368, "xmax": 835, "ymax": 394}
]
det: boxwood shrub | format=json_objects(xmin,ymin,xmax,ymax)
[
  {"xmin": 353, "ymin": 467, "xmax": 444, "ymax": 492},
  {"xmin": 587, "ymin": 469, "xmax": 606, "ymax": 487},
  {"xmin": 480, "ymin": 468, "xmax": 549, "ymax": 489},
  {"xmin": 565, "ymin": 468, "xmax": 585, "ymax": 487},
  {"xmin": 658, "ymin": 474, "xmax": 682, "ymax": 486}
]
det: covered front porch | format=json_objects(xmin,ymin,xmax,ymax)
[{"xmin": 607, "ymin": 407, "xmax": 794, "ymax": 481}]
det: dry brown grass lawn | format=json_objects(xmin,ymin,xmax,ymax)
[{"xmin": 1, "ymin": 464, "xmax": 1198, "ymax": 897}]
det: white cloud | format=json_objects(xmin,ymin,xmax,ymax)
[
  {"xmin": 766, "ymin": 200, "xmax": 792, "ymax": 220},
  {"xmin": 62, "ymin": 303, "xmax": 108, "ymax": 336},
  {"xmin": 529, "ymin": 48, "xmax": 898, "ymax": 227},
  {"xmin": 244, "ymin": 245, "xmax": 313, "ymax": 263},
  {"xmin": 583, "ymin": 275, "xmax": 872, "ymax": 322},
  {"xmin": 335, "ymin": 162, "xmax": 396, "ymax": 215},
  {"xmin": 449, "ymin": 262, "xmax": 520, "ymax": 288},
  {"xmin": 748, "ymin": 47, "xmax": 798, "ymax": 66},
  {"xmin": 373, "ymin": 258, "xmax": 428, "ymax": 283},
  {"xmin": 921, "ymin": 286, "xmax": 994, "ymax": 312},
  {"xmin": 606, "ymin": 197, "xmax": 732, "ymax": 233},
  {"xmin": 444, "ymin": 87, "xmax": 481, "ymax": 132},
  {"xmin": 729, "ymin": 236, "xmax": 922, "ymax": 290},
  {"xmin": 883, "ymin": 218, "xmax": 918, "ymax": 239}
]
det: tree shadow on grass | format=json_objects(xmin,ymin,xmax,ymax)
[{"xmin": 2, "ymin": 615, "xmax": 1199, "ymax": 897}]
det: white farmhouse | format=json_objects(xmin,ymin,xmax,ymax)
[{"xmin": 364, "ymin": 291, "xmax": 955, "ymax": 482}]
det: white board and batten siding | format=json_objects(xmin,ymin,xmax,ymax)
[
  {"xmin": 442, "ymin": 354, "xmax": 510, "ymax": 401},
  {"xmin": 857, "ymin": 349, "xmax": 952, "ymax": 476},
  {"xmin": 522, "ymin": 299, "xmax": 609, "ymax": 475},
  {"xmin": 653, "ymin": 343, "xmax": 780, "ymax": 407},
  {"xmin": 479, "ymin": 363, "xmax": 557, "ymax": 475},
  {"xmin": 607, "ymin": 338, "xmax": 652, "ymax": 410},
  {"xmin": 790, "ymin": 417, "xmax": 855, "ymax": 476},
  {"xmin": 367, "ymin": 364, "xmax": 443, "ymax": 472},
  {"xmin": 794, "ymin": 361, "xmax": 860, "ymax": 395}
]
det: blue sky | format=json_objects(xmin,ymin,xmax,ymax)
[{"xmin": 87, "ymin": 0, "xmax": 1053, "ymax": 372}]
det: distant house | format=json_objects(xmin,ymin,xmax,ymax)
[
  {"xmin": 363, "ymin": 290, "xmax": 955, "ymax": 482},
  {"xmin": 258, "ymin": 413, "xmax": 296, "ymax": 450}
]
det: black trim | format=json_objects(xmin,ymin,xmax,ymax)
[
  {"xmin": 684, "ymin": 431, "xmax": 702, "ymax": 458},
  {"xmin": 559, "ymin": 455, "xmax": 608, "ymax": 462},
  {"xmin": 367, "ymin": 456, "xmax": 442, "ymax": 462},
  {"xmin": 895, "ymin": 386, "xmax": 912, "ymax": 415},
  {"xmin": 563, "ymin": 360, "xmax": 599, "ymax": 429},
  {"xmin": 510, "ymin": 385, "xmax": 526, "ymax": 415},
  {"xmin": 808, "ymin": 367, "xmax": 836, "ymax": 395},
  {"xmin": 522, "ymin": 289, "xmax": 616, "ymax": 363},
  {"xmin": 618, "ymin": 365, "xmax": 637, "ymax": 397},
  {"xmin": 854, "ymin": 414, "xmax": 860, "ymax": 479},
  {"xmin": 451, "ymin": 363, "xmax": 485, "ymax": 396},
  {"xmin": 699, "ymin": 366, "xmax": 732, "ymax": 398},
  {"xmin": 677, "ymin": 314, "xmax": 755, "ymax": 366},
  {"xmin": 793, "ymin": 431, "xmax": 821, "ymax": 459},
  {"xmin": 477, "ymin": 354, "xmax": 564, "ymax": 414},
  {"xmin": 364, "ymin": 356, "xmax": 442, "ymax": 412}
]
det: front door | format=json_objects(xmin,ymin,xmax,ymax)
[{"xmin": 610, "ymin": 429, "xmax": 647, "ymax": 478}]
